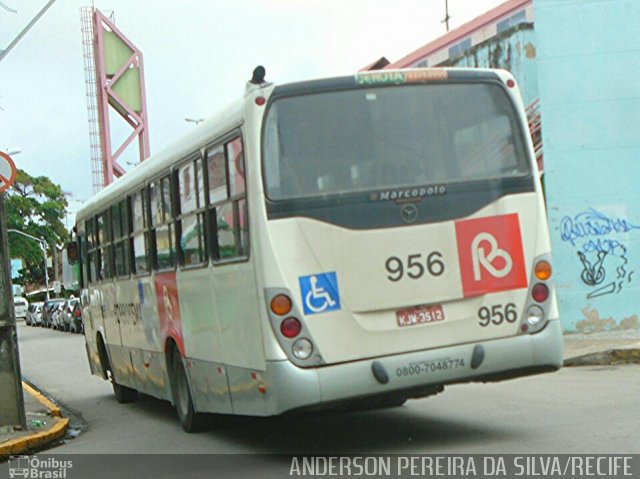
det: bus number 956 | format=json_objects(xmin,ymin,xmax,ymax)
[
  {"xmin": 478, "ymin": 303, "xmax": 518, "ymax": 326},
  {"xmin": 385, "ymin": 252, "xmax": 445, "ymax": 282}
]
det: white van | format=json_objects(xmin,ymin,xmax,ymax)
[{"xmin": 13, "ymin": 296, "xmax": 29, "ymax": 320}]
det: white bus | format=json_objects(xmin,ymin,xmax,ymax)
[{"xmin": 75, "ymin": 67, "xmax": 562, "ymax": 432}]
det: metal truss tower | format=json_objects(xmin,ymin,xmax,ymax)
[{"xmin": 80, "ymin": 7, "xmax": 150, "ymax": 192}]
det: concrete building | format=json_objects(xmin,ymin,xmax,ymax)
[{"xmin": 370, "ymin": 0, "xmax": 640, "ymax": 333}]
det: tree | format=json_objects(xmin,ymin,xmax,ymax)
[{"xmin": 5, "ymin": 169, "xmax": 68, "ymax": 287}]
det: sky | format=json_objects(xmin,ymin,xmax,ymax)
[{"xmin": 0, "ymin": 0, "xmax": 507, "ymax": 221}]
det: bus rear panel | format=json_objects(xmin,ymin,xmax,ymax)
[{"xmin": 256, "ymin": 69, "xmax": 561, "ymax": 413}]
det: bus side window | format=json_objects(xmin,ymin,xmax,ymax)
[
  {"xmin": 206, "ymin": 135, "xmax": 249, "ymax": 262},
  {"xmin": 152, "ymin": 176, "xmax": 176, "ymax": 271},
  {"xmin": 207, "ymin": 146, "xmax": 226, "ymax": 204},
  {"xmin": 97, "ymin": 211, "xmax": 114, "ymax": 280},
  {"xmin": 227, "ymin": 137, "xmax": 245, "ymax": 197},
  {"xmin": 132, "ymin": 189, "xmax": 150, "ymax": 275},
  {"xmin": 208, "ymin": 136, "xmax": 249, "ymax": 261},
  {"xmin": 227, "ymin": 137, "xmax": 249, "ymax": 257},
  {"xmin": 112, "ymin": 199, "xmax": 131, "ymax": 277},
  {"xmin": 85, "ymin": 218, "xmax": 96, "ymax": 284},
  {"xmin": 77, "ymin": 234, "xmax": 85, "ymax": 289},
  {"xmin": 195, "ymin": 156, "xmax": 206, "ymax": 209},
  {"xmin": 177, "ymin": 157, "xmax": 207, "ymax": 267}
]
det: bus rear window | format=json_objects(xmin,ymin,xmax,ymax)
[{"xmin": 263, "ymin": 83, "xmax": 530, "ymax": 201}]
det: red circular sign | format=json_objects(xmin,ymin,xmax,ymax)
[{"xmin": 0, "ymin": 151, "xmax": 17, "ymax": 193}]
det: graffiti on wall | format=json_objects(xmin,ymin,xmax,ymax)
[{"xmin": 560, "ymin": 208, "xmax": 639, "ymax": 299}]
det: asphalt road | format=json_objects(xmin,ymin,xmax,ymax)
[{"xmin": 13, "ymin": 322, "xmax": 640, "ymax": 455}]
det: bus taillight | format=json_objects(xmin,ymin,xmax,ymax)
[
  {"xmin": 525, "ymin": 305, "xmax": 545, "ymax": 329},
  {"xmin": 531, "ymin": 283, "xmax": 549, "ymax": 303},
  {"xmin": 270, "ymin": 294, "xmax": 292, "ymax": 316},
  {"xmin": 519, "ymin": 254, "xmax": 554, "ymax": 335},
  {"xmin": 280, "ymin": 317, "xmax": 302, "ymax": 338},
  {"xmin": 292, "ymin": 338, "xmax": 313, "ymax": 360},
  {"xmin": 265, "ymin": 288, "xmax": 326, "ymax": 367},
  {"xmin": 534, "ymin": 260, "xmax": 552, "ymax": 280}
]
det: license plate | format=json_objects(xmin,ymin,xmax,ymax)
[{"xmin": 396, "ymin": 304, "xmax": 445, "ymax": 327}]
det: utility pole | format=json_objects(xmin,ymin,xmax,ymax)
[
  {"xmin": 53, "ymin": 245, "xmax": 59, "ymax": 298},
  {"xmin": 0, "ymin": 193, "xmax": 26, "ymax": 429},
  {"xmin": 441, "ymin": 0, "xmax": 451, "ymax": 32},
  {"xmin": 44, "ymin": 241, "xmax": 50, "ymax": 300}
]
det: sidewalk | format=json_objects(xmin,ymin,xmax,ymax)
[
  {"xmin": 0, "ymin": 382, "xmax": 68, "ymax": 459},
  {"xmin": 563, "ymin": 329, "xmax": 640, "ymax": 366}
]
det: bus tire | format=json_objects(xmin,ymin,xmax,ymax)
[
  {"xmin": 170, "ymin": 351, "xmax": 206, "ymax": 433},
  {"xmin": 113, "ymin": 382, "xmax": 138, "ymax": 404},
  {"xmin": 98, "ymin": 335, "xmax": 138, "ymax": 404}
]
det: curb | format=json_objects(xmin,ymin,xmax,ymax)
[
  {"xmin": 564, "ymin": 348, "xmax": 640, "ymax": 367},
  {"xmin": 0, "ymin": 382, "xmax": 68, "ymax": 458},
  {"xmin": 22, "ymin": 383, "xmax": 62, "ymax": 418}
]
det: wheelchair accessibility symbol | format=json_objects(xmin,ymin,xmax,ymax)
[{"xmin": 299, "ymin": 272, "xmax": 341, "ymax": 315}]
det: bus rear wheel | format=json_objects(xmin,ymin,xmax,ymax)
[
  {"xmin": 98, "ymin": 335, "xmax": 137, "ymax": 404},
  {"xmin": 170, "ymin": 351, "xmax": 206, "ymax": 433},
  {"xmin": 113, "ymin": 382, "xmax": 138, "ymax": 404}
]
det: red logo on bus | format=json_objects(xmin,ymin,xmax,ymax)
[
  {"xmin": 154, "ymin": 271, "xmax": 184, "ymax": 356},
  {"xmin": 455, "ymin": 214, "xmax": 527, "ymax": 297}
]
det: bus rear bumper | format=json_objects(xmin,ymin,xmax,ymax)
[{"xmin": 266, "ymin": 320, "xmax": 563, "ymax": 414}]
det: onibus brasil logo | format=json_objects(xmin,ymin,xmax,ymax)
[{"xmin": 9, "ymin": 456, "xmax": 73, "ymax": 479}]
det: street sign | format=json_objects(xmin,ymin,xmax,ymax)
[{"xmin": 0, "ymin": 151, "xmax": 17, "ymax": 193}]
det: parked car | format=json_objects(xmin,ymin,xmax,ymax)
[
  {"xmin": 25, "ymin": 303, "xmax": 35, "ymax": 325},
  {"xmin": 51, "ymin": 303, "xmax": 66, "ymax": 331},
  {"xmin": 68, "ymin": 299, "xmax": 83, "ymax": 334},
  {"xmin": 42, "ymin": 299, "xmax": 65, "ymax": 328},
  {"xmin": 34, "ymin": 302, "xmax": 45, "ymax": 326},
  {"xmin": 13, "ymin": 296, "xmax": 28, "ymax": 321},
  {"xmin": 60, "ymin": 298, "xmax": 80, "ymax": 333},
  {"xmin": 26, "ymin": 302, "xmax": 44, "ymax": 326}
]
